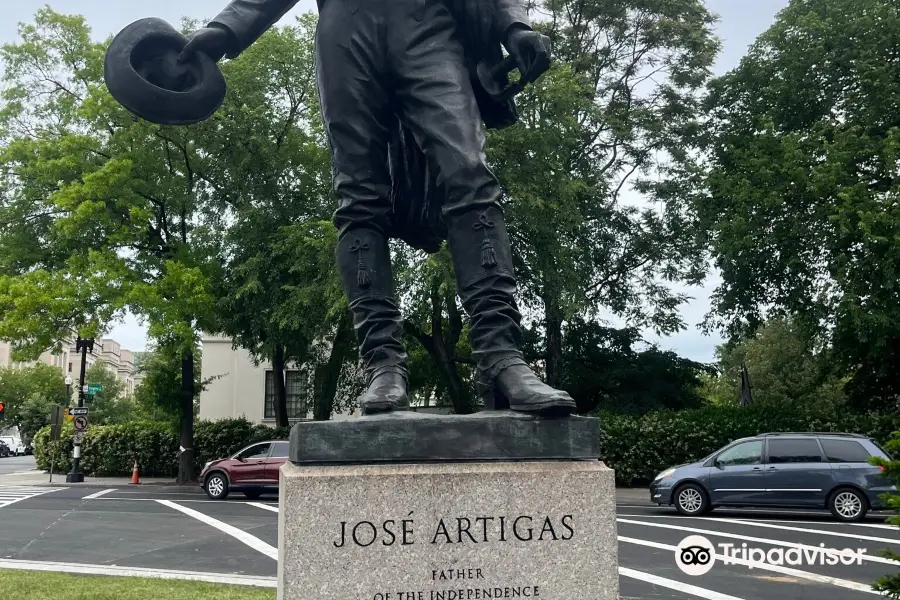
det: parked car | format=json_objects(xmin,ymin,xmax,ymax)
[
  {"xmin": 199, "ymin": 440, "xmax": 289, "ymax": 500},
  {"xmin": 650, "ymin": 432, "xmax": 897, "ymax": 522},
  {"xmin": 0, "ymin": 440, "xmax": 9, "ymax": 458},
  {"xmin": 0, "ymin": 436, "xmax": 25, "ymax": 456}
]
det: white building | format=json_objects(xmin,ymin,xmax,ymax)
[
  {"xmin": 199, "ymin": 335, "xmax": 453, "ymax": 424},
  {"xmin": 199, "ymin": 335, "xmax": 357, "ymax": 425}
]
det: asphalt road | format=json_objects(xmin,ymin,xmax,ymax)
[
  {"xmin": 1, "ymin": 482, "xmax": 897, "ymax": 599},
  {"xmin": 0, "ymin": 454, "xmax": 37, "ymax": 476}
]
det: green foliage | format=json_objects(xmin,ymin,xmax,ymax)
[
  {"xmin": 702, "ymin": 318, "xmax": 848, "ymax": 410},
  {"xmin": 81, "ymin": 362, "xmax": 140, "ymax": 425},
  {"xmin": 871, "ymin": 433, "xmax": 900, "ymax": 596},
  {"xmin": 487, "ymin": 0, "xmax": 719, "ymax": 384},
  {"xmin": 17, "ymin": 393, "xmax": 60, "ymax": 445},
  {"xmin": 599, "ymin": 405, "xmax": 900, "ymax": 485},
  {"xmin": 32, "ymin": 420, "xmax": 73, "ymax": 473},
  {"xmin": 133, "ymin": 341, "xmax": 204, "ymax": 424},
  {"xmin": 0, "ymin": 363, "xmax": 68, "ymax": 442},
  {"xmin": 33, "ymin": 417, "xmax": 290, "ymax": 477},
  {"xmin": 687, "ymin": 0, "xmax": 900, "ymax": 409},
  {"xmin": 560, "ymin": 320, "xmax": 712, "ymax": 413}
]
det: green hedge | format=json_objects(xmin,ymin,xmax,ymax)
[
  {"xmin": 33, "ymin": 407, "xmax": 900, "ymax": 483},
  {"xmin": 599, "ymin": 405, "xmax": 900, "ymax": 485},
  {"xmin": 33, "ymin": 418, "xmax": 291, "ymax": 478}
]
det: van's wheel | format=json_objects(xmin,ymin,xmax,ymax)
[
  {"xmin": 829, "ymin": 488, "xmax": 867, "ymax": 522},
  {"xmin": 204, "ymin": 472, "xmax": 229, "ymax": 500},
  {"xmin": 674, "ymin": 483, "xmax": 710, "ymax": 516}
]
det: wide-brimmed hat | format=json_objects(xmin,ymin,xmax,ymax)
[{"xmin": 104, "ymin": 17, "xmax": 226, "ymax": 126}]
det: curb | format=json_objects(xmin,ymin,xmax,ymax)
[{"xmin": 0, "ymin": 478, "xmax": 199, "ymax": 491}]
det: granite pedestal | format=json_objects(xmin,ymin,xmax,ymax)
[{"xmin": 278, "ymin": 412, "xmax": 619, "ymax": 600}]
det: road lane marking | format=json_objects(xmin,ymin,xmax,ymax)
[
  {"xmin": 716, "ymin": 518, "xmax": 900, "ymax": 545},
  {"xmin": 619, "ymin": 566, "xmax": 746, "ymax": 600},
  {"xmin": 248, "ymin": 502, "xmax": 278, "ymax": 513},
  {"xmin": 95, "ymin": 497, "xmax": 276, "ymax": 505},
  {"xmin": 618, "ymin": 517, "xmax": 897, "ymax": 565},
  {"xmin": 157, "ymin": 499, "xmax": 277, "ymax": 560},
  {"xmin": 0, "ymin": 486, "xmax": 64, "ymax": 508},
  {"xmin": 0, "ymin": 558, "xmax": 276, "ymax": 587},
  {"xmin": 82, "ymin": 488, "xmax": 117, "ymax": 500},
  {"xmin": 618, "ymin": 536, "xmax": 880, "ymax": 595},
  {"xmin": 618, "ymin": 513, "xmax": 899, "ymax": 529}
]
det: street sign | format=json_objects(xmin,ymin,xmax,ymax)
[
  {"xmin": 73, "ymin": 430, "xmax": 85, "ymax": 444},
  {"xmin": 73, "ymin": 415, "xmax": 88, "ymax": 432},
  {"xmin": 71, "ymin": 407, "xmax": 88, "ymax": 416},
  {"xmin": 87, "ymin": 384, "xmax": 102, "ymax": 396}
]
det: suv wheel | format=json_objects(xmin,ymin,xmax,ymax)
[
  {"xmin": 674, "ymin": 483, "xmax": 710, "ymax": 516},
  {"xmin": 829, "ymin": 488, "xmax": 867, "ymax": 522},
  {"xmin": 205, "ymin": 472, "xmax": 229, "ymax": 500}
]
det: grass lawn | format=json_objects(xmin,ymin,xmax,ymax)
[{"xmin": 0, "ymin": 570, "xmax": 276, "ymax": 600}]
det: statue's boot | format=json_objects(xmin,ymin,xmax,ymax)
[
  {"xmin": 446, "ymin": 206, "xmax": 576, "ymax": 415},
  {"xmin": 337, "ymin": 228, "xmax": 409, "ymax": 415}
]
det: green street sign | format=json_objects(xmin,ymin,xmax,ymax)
[{"xmin": 87, "ymin": 384, "xmax": 102, "ymax": 396}]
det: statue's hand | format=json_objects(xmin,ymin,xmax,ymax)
[
  {"xmin": 504, "ymin": 27, "xmax": 551, "ymax": 84},
  {"xmin": 177, "ymin": 26, "xmax": 232, "ymax": 64}
]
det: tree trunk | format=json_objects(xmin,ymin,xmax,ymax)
[
  {"xmin": 177, "ymin": 349, "xmax": 195, "ymax": 484},
  {"xmin": 545, "ymin": 297, "xmax": 564, "ymax": 388},
  {"xmin": 313, "ymin": 312, "xmax": 353, "ymax": 421},
  {"xmin": 435, "ymin": 344, "xmax": 470, "ymax": 414},
  {"xmin": 404, "ymin": 281, "xmax": 474, "ymax": 414},
  {"xmin": 272, "ymin": 344, "xmax": 289, "ymax": 427}
]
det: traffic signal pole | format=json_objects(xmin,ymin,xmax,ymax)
[{"xmin": 66, "ymin": 337, "xmax": 92, "ymax": 483}]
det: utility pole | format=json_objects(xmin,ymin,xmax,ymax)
[{"xmin": 66, "ymin": 336, "xmax": 93, "ymax": 483}]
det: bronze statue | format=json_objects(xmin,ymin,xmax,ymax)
[{"xmin": 105, "ymin": 0, "xmax": 576, "ymax": 417}]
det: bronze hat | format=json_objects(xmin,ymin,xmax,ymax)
[{"xmin": 104, "ymin": 17, "xmax": 226, "ymax": 125}]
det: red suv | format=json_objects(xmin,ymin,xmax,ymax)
[{"xmin": 200, "ymin": 440, "xmax": 289, "ymax": 500}]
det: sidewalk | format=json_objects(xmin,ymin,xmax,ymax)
[
  {"xmin": 1, "ymin": 468, "xmax": 653, "ymax": 501},
  {"xmin": 616, "ymin": 487, "xmax": 652, "ymax": 505},
  {"xmin": 0, "ymin": 469, "xmax": 192, "ymax": 490}
]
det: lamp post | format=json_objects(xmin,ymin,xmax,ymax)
[
  {"xmin": 65, "ymin": 375, "xmax": 72, "ymax": 406},
  {"xmin": 66, "ymin": 337, "xmax": 93, "ymax": 483}
]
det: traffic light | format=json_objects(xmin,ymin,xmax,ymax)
[{"xmin": 0, "ymin": 402, "xmax": 5, "ymax": 421}]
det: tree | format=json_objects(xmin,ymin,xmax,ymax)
[
  {"xmin": 0, "ymin": 364, "xmax": 68, "ymax": 440},
  {"xmin": 398, "ymin": 247, "xmax": 477, "ymax": 413},
  {"xmin": 700, "ymin": 318, "xmax": 848, "ymax": 411},
  {"xmin": 686, "ymin": 0, "xmax": 900, "ymax": 410},
  {"xmin": 133, "ymin": 340, "xmax": 205, "ymax": 424},
  {"xmin": 0, "ymin": 9, "xmax": 224, "ymax": 482},
  {"xmin": 487, "ymin": 0, "xmax": 719, "ymax": 387},
  {"xmin": 559, "ymin": 320, "xmax": 711, "ymax": 413},
  {"xmin": 395, "ymin": 0, "xmax": 720, "ymax": 408},
  {"xmin": 201, "ymin": 16, "xmax": 357, "ymax": 424},
  {"xmin": 82, "ymin": 362, "xmax": 139, "ymax": 425},
  {"xmin": 871, "ymin": 432, "xmax": 900, "ymax": 596}
]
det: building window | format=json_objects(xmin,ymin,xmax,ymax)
[
  {"xmin": 68, "ymin": 362, "xmax": 72, "ymax": 372},
  {"xmin": 264, "ymin": 370, "xmax": 310, "ymax": 419}
]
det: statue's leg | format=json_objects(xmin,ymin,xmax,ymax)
[
  {"xmin": 390, "ymin": 1, "xmax": 575, "ymax": 415},
  {"xmin": 317, "ymin": 0, "xmax": 409, "ymax": 414}
]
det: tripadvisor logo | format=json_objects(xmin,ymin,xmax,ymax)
[
  {"xmin": 676, "ymin": 535, "xmax": 716, "ymax": 575},
  {"xmin": 675, "ymin": 535, "xmax": 868, "ymax": 575}
]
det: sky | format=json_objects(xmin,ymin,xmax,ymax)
[{"xmin": 0, "ymin": 0, "xmax": 791, "ymax": 361}]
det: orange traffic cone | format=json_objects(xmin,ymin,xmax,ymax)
[{"xmin": 130, "ymin": 459, "xmax": 141, "ymax": 485}]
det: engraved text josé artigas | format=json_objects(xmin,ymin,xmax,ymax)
[{"xmin": 332, "ymin": 513, "xmax": 575, "ymax": 600}]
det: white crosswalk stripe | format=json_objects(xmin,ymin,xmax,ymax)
[{"xmin": 0, "ymin": 485, "xmax": 64, "ymax": 508}]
